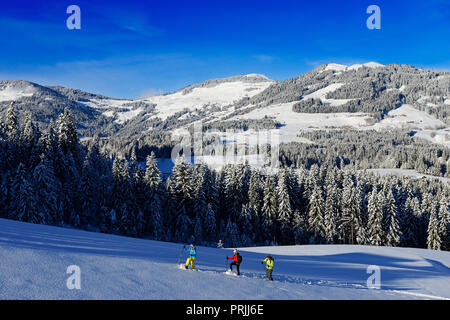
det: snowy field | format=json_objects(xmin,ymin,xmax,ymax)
[
  {"xmin": 141, "ymin": 78, "xmax": 274, "ymax": 121},
  {"xmin": 366, "ymin": 168, "xmax": 450, "ymax": 184},
  {"xmin": 223, "ymin": 102, "xmax": 372, "ymax": 145},
  {"xmin": 1, "ymin": 218, "xmax": 449, "ymax": 300},
  {"xmin": 79, "ymin": 74, "xmax": 274, "ymax": 125}
]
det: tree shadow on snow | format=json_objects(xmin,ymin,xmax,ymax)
[{"xmin": 1, "ymin": 219, "xmax": 449, "ymax": 294}]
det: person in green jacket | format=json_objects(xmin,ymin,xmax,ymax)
[{"xmin": 261, "ymin": 255, "xmax": 274, "ymax": 281}]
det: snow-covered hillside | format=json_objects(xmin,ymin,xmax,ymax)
[
  {"xmin": 374, "ymin": 104, "xmax": 446, "ymax": 131},
  {"xmin": 140, "ymin": 74, "xmax": 274, "ymax": 121},
  {"xmin": 225, "ymin": 102, "xmax": 372, "ymax": 145},
  {"xmin": 1, "ymin": 218, "xmax": 449, "ymax": 300},
  {"xmin": 0, "ymin": 81, "xmax": 39, "ymax": 102},
  {"xmin": 79, "ymin": 74, "xmax": 275, "ymax": 124},
  {"xmin": 322, "ymin": 62, "xmax": 385, "ymax": 73},
  {"xmin": 1, "ymin": 63, "xmax": 449, "ymax": 157}
]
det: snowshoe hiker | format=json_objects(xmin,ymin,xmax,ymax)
[
  {"xmin": 184, "ymin": 244, "xmax": 197, "ymax": 270},
  {"xmin": 261, "ymin": 255, "xmax": 274, "ymax": 281},
  {"xmin": 226, "ymin": 249, "xmax": 242, "ymax": 275}
]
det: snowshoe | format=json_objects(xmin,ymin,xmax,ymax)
[{"xmin": 225, "ymin": 270, "xmax": 237, "ymax": 276}]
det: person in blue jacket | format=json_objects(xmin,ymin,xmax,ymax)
[{"xmin": 184, "ymin": 244, "xmax": 196, "ymax": 270}]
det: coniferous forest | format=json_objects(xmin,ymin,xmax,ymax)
[{"xmin": 0, "ymin": 107, "xmax": 449, "ymax": 251}]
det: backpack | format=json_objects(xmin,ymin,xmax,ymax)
[{"xmin": 237, "ymin": 254, "xmax": 243, "ymax": 263}]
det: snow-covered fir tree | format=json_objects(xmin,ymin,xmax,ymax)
[
  {"xmin": 427, "ymin": 207, "xmax": 441, "ymax": 250},
  {"xmin": 277, "ymin": 169, "xmax": 293, "ymax": 243},
  {"xmin": 308, "ymin": 185, "xmax": 325, "ymax": 242},
  {"xmin": 367, "ymin": 188, "xmax": 385, "ymax": 246},
  {"xmin": 437, "ymin": 195, "xmax": 449, "ymax": 250},
  {"xmin": 385, "ymin": 188, "xmax": 403, "ymax": 247},
  {"xmin": 10, "ymin": 163, "xmax": 38, "ymax": 223},
  {"xmin": 261, "ymin": 175, "xmax": 277, "ymax": 243},
  {"xmin": 324, "ymin": 181, "xmax": 339, "ymax": 243}
]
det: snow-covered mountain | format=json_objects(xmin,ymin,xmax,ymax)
[
  {"xmin": 0, "ymin": 63, "xmax": 449, "ymax": 148},
  {"xmin": 138, "ymin": 74, "xmax": 274, "ymax": 122},
  {"xmin": 322, "ymin": 61, "xmax": 385, "ymax": 73},
  {"xmin": 1, "ymin": 218, "xmax": 449, "ymax": 300},
  {"xmin": 0, "ymin": 80, "xmax": 118, "ymax": 137},
  {"xmin": 0, "ymin": 80, "xmax": 40, "ymax": 102}
]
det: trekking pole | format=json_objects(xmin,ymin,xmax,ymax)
[{"xmin": 261, "ymin": 261, "xmax": 267, "ymax": 279}]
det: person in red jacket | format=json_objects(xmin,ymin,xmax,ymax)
[{"xmin": 226, "ymin": 249, "xmax": 242, "ymax": 275}]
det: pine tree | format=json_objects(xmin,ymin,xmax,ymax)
[
  {"xmin": 0, "ymin": 121, "xmax": 6, "ymax": 140},
  {"xmin": 132, "ymin": 166, "xmax": 146, "ymax": 235},
  {"xmin": 144, "ymin": 152, "xmax": 162, "ymax": 188},
  {"xmin": 175, "ymin": 206, "xmax": 192, "ymax": 242},
  {"xmin": 6, "ymin": 104, "xmax": 19, "ymax": 142},
  {"xmin": 57, "ymin": 108, "xmax": 79, "ymax": 154},
  {"xmin": 23, "ymin": 111, "xmax": 39, "ymax": 147},
  {"xmin": 421, "ymin": 192, "xmax": 435, "ymax": 247},
  {"xmin": 236, "ymin": 162, "xmax": 251, "ymax": 206},
  {"xmin": 119, "ymin": 160, "xmax": 136, "ymax": 236},
  {"xmin": 129, "ymin": 147, "xmax": 138, "ymax": 177},
  {"xmin": 261, "ymin": 175, "xmax": 277, "ymax": 242},
  {"xmin": 118, "ymin": 203, "xmax": 136, "ymax": 236},
  {"xmin": 223, "ymin": 165, "xmax": 242, "ymax": 220},
  {"xmin": 340, "ymin": 184, "xmax": 360, "ymax": 244},
  {"xmin": 33, "ymin": 154, "xmax": 61, "ymax": 225},
  {"xmin": 427, "ymin": 207, "xmax": 441, "ymax": 250},
  {"xmin": 402, "ymin": 197, "xmax": 419, "ymax": 247},
  {"xmin": 385, "ymin": 188, "xmax": 402, "ymax": 247},
  {"xmin": 277, "ymin": 169, "xmax": 293, "ymax": 243},
  {"xmin": 292, "ymin": 209, "xmax": 308, "ymax": 244},
  {"xmin": 192, "ymin": 165, "xmax": 208, "ymax": 243},
  {"xmin": 38, "ymin": 120, "xmax": 58, "ymax": 163},
  {"xmin": 79, "ymin": 158, "xmax": 95, "ymax": 228},
  {"xmin": 308, "ymin": 185, "xmax": 325, "ymax": 242},
  {"xmin": 324, "ymin": 182, "xmax": 339, "ymax": 243},
  {"xmin": 248, "ymin": 170, "xmax": 263, "ymax": 240},
  {"xmin": 171, "ymin": 155, "xmax": 194, "ymax": 200},
  {"xmin": 143, "ymin": 152, "xmax": 164, "ymax": 239},
  {"xmin": 203, "ymin": 203, "xmax": 217, "ymax": 242},
  {"xmin": 10, "ymin": 163, "xmax": 38, "ymax": 223},
  {"xmin": 170, "ymin": 156, "xmax": 195, "ymax": 240},
  {"xmin": 437, "ymin": 195, "xmax": 449, "ymax": 250},
  {"xmin": 367, "ymin": 188, "xmax": 385, "ymax": 246},
  {"xmin": 239, "ymin": 204, "xmax": 255, "ymax": 244},
  {"xmin": 225, "ymin": 218, "xmax": 241, "ymax": 247},
  {"xmin": 0, "ymin": 173, "xmax": 8, "ymax": 217},
  {"xmin": 193, "ymin": 212, "xmax": 204, "ymax": 244}
]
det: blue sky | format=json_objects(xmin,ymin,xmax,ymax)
[{"xmin": 0, "ymin": 0, "xmax": 449, "ymax": 98}]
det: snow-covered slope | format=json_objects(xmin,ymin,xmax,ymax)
[
  {"xmin": 1, "ymin": 218, "xmax": 449, "ymax": 300},
  {"xmin": 78, "ymin": 74, "xmax": 274, "ymax": 124},
  {"xmin": 301, "ymin": 83, "xmax": 352, "ymax": 106},
  {"xmin": 139, "ymin": 74, "xmax": 274, "ymax": 121},
  {"xmin": 227, "ymin": 102, "xmax": 372, "ymax": 144},
  {"xmin": 374, "ymin": 104, "xmax": 446, "ymax": 131},
  {"xmin": 0, "ymin": 81, "xmax": 39, "ymax": 102},
  {"xmin": 323, "ymin": 62, "xmax": 385, "ymax": 73},
  {"xmin": 1, "ymin": 63, "xmax": 449, "ymax": 150}
]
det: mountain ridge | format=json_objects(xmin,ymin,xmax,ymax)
[{"xmin": 0, "ymin": 62, "xmax": 448, "ymax": 151}]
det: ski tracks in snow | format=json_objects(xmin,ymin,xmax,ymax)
[{"xmin": 175, "ymin": 264, "xmax": 449, "ymax": 299}]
